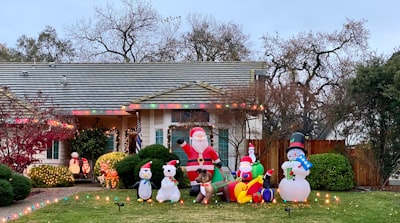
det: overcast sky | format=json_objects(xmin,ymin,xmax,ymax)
[{"xmin": 1, "ymin": 0, "xmax": 399, "ymax": 56}]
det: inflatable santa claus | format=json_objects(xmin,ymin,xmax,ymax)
[
  {"xmin": 236, "ymin": 156, "xmax": 253, "ymax": 183},
  {"xmin": 177, "ymin": 127, "xmax": 221, "ymax": 196}
]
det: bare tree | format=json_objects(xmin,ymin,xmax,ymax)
[
  {"xmin": 182, "ymin": 14, "xmax": 251, "ymax": 61},
  {"xmin": 262, "ymin": 19, "xmax": 369, "ymax": 139},
  {"xmin": 67, "ymin": 0, "xmax": 180, "ymax": 63},
  {"xmin": 207, "ymin": 84, "xmax": 264, "ymax": 169}
]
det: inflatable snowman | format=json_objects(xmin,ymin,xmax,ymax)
[
  {"xmin": 69, "ymin": 152, "xmax": 81, "ymax": 175},
  {"xmin": 278, "ymin": 132, "xmax": 313, "ymax": 202}
]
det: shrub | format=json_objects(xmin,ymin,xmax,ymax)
[
  {"xmin": 10, "ymin": 173, "xmax": 32, "ymax": 201},
  {"xmin": 308, "ymin": 153, "xmax": 354, "ymax": 191},
  {"xmin": 69, "ymin": 128, "xmax": 109, "ymax": 161},
  {"xmin": 94, "ymin": 152, "xmax": 127, "ymax": 176},
  {"xmin": 0, "ymin": 179, "xmax": 14, "ymax": 207},
  {"xmin": 29, "ymin": 165, "xmax": 74, "ymax": 188},
  {"xmin": 0, "ymin": 164, "xmax": 12, "ymax": 180},
  {"xmin": 137, "ymin": 144, "xmax": 180, "ymax": 162},
  {"xmin": 115, "ymin": 155, "xmax": 141, "ymax": 188}
]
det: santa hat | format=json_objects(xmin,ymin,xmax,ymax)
[
  {"xmin": 265, "ymin": 169, "xmax": 274, "ymax": 176},
  {"xmin": 141, "ymin": 161, "xmax": 152, "ymax": 169},
  {"xmin": 82, "ymin": 158, "xmax": 88, "ymax": 163},
  {"xmin": 248, "ymin": 143, "xmax": 255, "ymax": 150},
  {"xmin": 190, "ymin": 127, "xmax": 205, "ymax": 137},
  {"xmin": 240, "ymin": 156, "xmax": 253, "ymax": 164},
  {"xmin": 286, "ymin": 132, "xmax": 307, "ymax": 154},
  {"xmin": 167, "ymin": 160, "xmax": 179, "ymax": 166}
]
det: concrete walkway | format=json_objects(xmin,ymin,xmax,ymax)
[{"xmin": 0, "ymin": 183, "xmax": 104, "ymax": 221}]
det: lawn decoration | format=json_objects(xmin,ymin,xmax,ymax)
[
  {"xmin": 81, "ymin": 158, "xmax": 91, "ymax": 178},
  {"xmin": 69, "ymin": 152, "xmax": 91, "ymax": 178},
  {"xmin": 278, "ymin": 132, "xmax": 313, "ymax": 202},
  {"xmin": 253, "ymin": 169, "xmax": 275, "ymax": 203},
  {"xmin": 177, "ymin": 127, "xmax": 222, "ymax": 196},
  {"xmin": 235, "ymin": 156, "xmax": 253, "ymax": 183},
  {"xmin": 99, "ymin": 160, "xmax": 119, "ymax": 189},
  {"xmin": 248, "ymin": 143, "xmax": 256, "ymax": 163},
  {"xmin": 194, "ymin": 168, "xmax": 230, "ymax": 204},
  {"xmin": 236, "ymin": 167, "xmax": 275, "ymax": 204},
  {"xmin": 229, "ymin": 155, "xmax": 257, "ymax": 202},
  {"xmin": 133, "ymin": 161, "xmax": 157, "ymax": 202},
  {"xmin": 235, "ymin": 175, "xmax": 264, "ymax": 204},
  {"xmin": 69, "ymin": 152, "xmax": 80, "ymax": 174},
  {"xmin": 156, "ymin": 160, "xmax": 181, "ymax": 203}
]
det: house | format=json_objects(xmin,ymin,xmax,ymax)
[{"xmin": 0, "ymin": 62, "xmax": 266, "ymax": 171}]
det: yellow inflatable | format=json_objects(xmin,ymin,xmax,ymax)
[{"xmin": 235, "ymin": 175, "xmax": 264, "ymax": 204}]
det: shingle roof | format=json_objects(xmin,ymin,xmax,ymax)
[
  {"xmin": 0, "ymin": 62, "xmax": 266, "ymax": 115},
  {"xmin": 0, "ymin": 87, "xmax": 34, "ymax": 114}
]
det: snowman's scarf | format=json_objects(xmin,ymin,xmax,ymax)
[{"xmin": 169, "ymin": 176, "xmax": 178, "ymax": 185}]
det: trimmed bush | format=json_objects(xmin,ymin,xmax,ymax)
[
  {"xmin": 0, "ymin": 179, "xmax": 14, "ymax": 207},
  {"xmin": 308, "ymin": 153, "xmax": 354, "ymax": 191},
  {"xmin": 94, "ymin": 151, "xmax": 127, "ymax": 176},
  {"xmin": 29, "ymin": 165, "xmax": 74, "ymax": 188},
  {"xmin": 137, "ymin": 144, "xmax": 180, "ymax": 162},
  {"xmin": 115, "ymin": 155, "xmax": 141, "ymax": 188},
  {"xmin": 0, "ymin": 164, "xmax": 12, "ymax": 180},
  {"xmin": 10, "ymin": 173, "xmax": 32, "ymax": 201}
]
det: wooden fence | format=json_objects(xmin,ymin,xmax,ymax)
[{"xmin": 249, "ymin": 139, "xmax": 385, "ymax": 188}]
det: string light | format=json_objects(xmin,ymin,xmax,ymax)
[{"xmin": 0, "ymin": 191, "xmax": 342, "ymax": 222}]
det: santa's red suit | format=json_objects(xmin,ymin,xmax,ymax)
[
  {"xmin": 178, "ymin": 127, "xmax": 221, "ymax": 188},
  {"xmin": 236, "ymin": 156, "xmax": 253, "ymax": 183}
]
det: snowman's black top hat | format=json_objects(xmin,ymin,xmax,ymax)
[{"xmin": 286, "ymin": 132, "xmax": 307, "ymax": 154}]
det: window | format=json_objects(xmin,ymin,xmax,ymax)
[
  {"xmin": 218, "ymin": 129, "xmax": 229, "ymax": 166},
  {"xmin": 171, "ymin": 110, "xmax": 209, "ymax": 122},
  {"xmin": 105, "ymin": 134, "xmax": 115, "ymax": 153},
  {"xmin": 155, "ymin": 129, "xmax": 163, "ymax": 145},
  {"xmin": 47, "ymin": 140, "xmax": 59, "ymax": 159},
  {"xmin": 171, "ymin": 128, "xmax": 189, "ymax": 165}
]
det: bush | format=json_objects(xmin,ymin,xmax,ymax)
[
  {"xmin": 115, "ymin": 155, "xmax": 141, "ymax": 188},
  {"xmin": 69, "ymin": 128, "xmax": 109, "ymax": 161},
  {"xmin": 0, "ymin": 179, "xmax": 14, "ymax": 207},
  {"xmin": 94, "ymin": 152, "xmax": 127, "ymax": 176},
  {"xmin": 29, "ymin": 165, "xmax": 74, "ymax": 188},
  {"xmin": 137, "ymin": 144, "xmax": 180, "ymax": 162},
  {"xmin": 308, "ymin": 153, "xmax": 354, "ymax": 191},
  {"xmin": 0, "ymin": 164, "xmax": 12, "ymax": 180},
  {"xmin": 10, "ymin": 173, "xmax": 32, "ymax": 201}
]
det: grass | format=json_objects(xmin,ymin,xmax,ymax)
[{"xmin": 9, "ymin": 189, "xmax": 400, "ymax": 223}]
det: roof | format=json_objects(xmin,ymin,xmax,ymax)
[
  {"xmin": 0, "ymin": 87, "xmax": 34, "ymax": 115},
  {"xmin": 0, "ymin": 62, "xmax": 266, "ymax": 115}
]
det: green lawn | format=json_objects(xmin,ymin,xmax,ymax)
[{"xmin": 9, "ymin": 189, "xmax": 400, "ymax": 223}]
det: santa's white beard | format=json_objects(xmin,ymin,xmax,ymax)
[
  {"xmin": 191, "ymin": 139, "xmax": 208, "ymax": 153},
  {"xmin": 239, "ymin": 163, "xmax": 252, "ymax": 172}
]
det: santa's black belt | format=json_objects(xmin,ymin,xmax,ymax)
[{"xmin": 187, "ymin": 158, "xmax": 212, "ymax": 163}]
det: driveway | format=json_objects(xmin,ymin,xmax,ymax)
[{"xmin": 0, "ymin": 182, "xmax": 103, "ymax": 221}]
